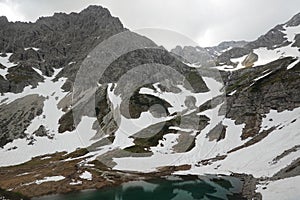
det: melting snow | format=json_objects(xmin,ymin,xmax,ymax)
[
  {"xmin": 112, "ymin": 78, "xmax": 227, "ymax": 172},
  {"xmin": 151, "ymin": 133, "xmax": 180, "ymax": 154},
  {"xmin": 253, "ymin": 71, "xmax": 272, "ymax": 82},
  {"xmin": 257, "ymin": 176, "xmax": 300, "ymax": 200},
  {"xmin": 114, "ymin": 106, "xmax": 300, "ymax": 178},
  {"xmin": 179, "ymin": 107, "xmax": 300, "ymax": 177},
  {"xmin": 35, "ymin": 176, "xmax": 65, "ymax": 184},
  {"xmin": 79, "ymin": 171, "xmax": 92, "ymax": 181},
  {"xmin": 216, "ymin": 24, "xmax": 300, "ymax": 72},
  {"xmin": 283, "ymin": 24, "xmax": 300, "ymax": 42},
  {"xmin": 0, "ymin": 116, "xmax": 97, "ymax": 167},
  {"xmin": 139, "ymin": 77, "xmax": 223, "ymax": 114},
  {"xmin": 69, "ymin": 180, "xmax": 82, "ymax": 185},
  {"xmin": 0, "ymin": 68, "xmax": 97, "ymax": 167},
  {"xmin": 228, "ymin": 90, "xmax": 236, "ymax": 96},
  {"xmin": 0, "ymin": 53, "xmax": 14, "ymax": 79},
  {"xmin": 24, "ymin": 47, "xmax": 40, "ymax": 51},
  {"xmin": 230, "ymin": 55, "xmax": 248, "ymax": 69},
  {"xmin": 287, "ymin": 59, "xmax": 299, "ymax": 70}
]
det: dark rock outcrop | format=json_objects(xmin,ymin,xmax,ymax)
[
  {"xmin": 222, "ymin": 57, "xmax": 300, "ymax": 139},
  {"xmin": 33, "ymin": 125, "xmax": 49, "ymax": 137},
  {"xmin": 171, "ymin": 45, "xmax": 213, "ymax": 66},
  {"xmin": 0, "ymin": 94, "xmax": 45, "ymax": 147}
]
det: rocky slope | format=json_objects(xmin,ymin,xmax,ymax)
[
  {"xmin": 0, "ymin": 5, "xmax": 299, "ymax": 200},
  {"xmin": 171, "ymin": 40, "xmax": 247, "ymax": 66},
  {"xmin": 216, "ymin": 13, "xmax": 300, "ymax": 67}
]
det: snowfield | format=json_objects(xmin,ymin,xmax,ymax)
[
  {"xmin": 174, "ymin": 107, "xmax": 300, "ymax": 177},
  {"xmin": 216, "ymin": 24, "xmax": 300, "ymax": 72},
  {"xmin": 0, "ymin": 68, "xmax": 97, "ymax": 167},
  {"xmin": 257, "ymin": 176, "xmax": 300, "ymax": 200}
]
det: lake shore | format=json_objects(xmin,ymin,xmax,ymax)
[{"xmin": 0, "ymin": 150, "xmax": 261, "ymax": 199}]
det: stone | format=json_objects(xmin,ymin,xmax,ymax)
[
  {"xmin": 242, "ymin": 52, "xmax": 258, "ymax": 67},
  {"xmin": 33, "ymin": 125, "xmax": 49, "ymax": 137}
]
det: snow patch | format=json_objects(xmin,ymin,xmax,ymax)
[
  {"xmin": 24, "ymin": 47, "xmax": 40, "ymax": 51},
  {"xmin": 0, "ymin": 116, "xmax": 97, "ymax": 167},
  {"xmin": 287, "ymin": 59, "xmax": 299, "ymax": 70},
  {"xmin": 182, "ymin": 107, "xmax": 300, "ymax": 177},
  {"xmin": 283, "ymin": 24, "xmax": 300, "ymax": 42},
  {"xmin": 254, "ymin": 71, "xmax": 272, "ymax": 82},
  {"xmin": 0, "ymin": 53, "xmax": 14, "ymax": 79},
  {"xmin": 79, "ymin": 171, "xmax": 92, "ymax": 181},
  {"xmin": 35, "ymin": 176, "xmax": 65, "ymax": 184},
  {"xmin": 69, "ymin": 180, "xmax": 82, "ymax": 185},
  {"xmin": 151, "ymin": 133, "xmax": 180, "ymax": 154}
]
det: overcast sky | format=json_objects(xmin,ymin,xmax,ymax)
[{"xmin": 0, "ymin": 0, "xmax": 300, "ymax": 49}]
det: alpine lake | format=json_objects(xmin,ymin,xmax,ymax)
[{"xmin": 33, "ymin": 175, "xmax": 244, "ymax": 200}]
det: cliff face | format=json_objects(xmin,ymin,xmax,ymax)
[
  {"xmin": 0, "ymin": 5, "xmax": 126, "ymax": 93},
  {"xmin": 0, "ymin": 5, "xmax": 209, "ymax": 147}
]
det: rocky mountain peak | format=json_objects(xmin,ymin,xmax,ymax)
[
  {"xmin": 0, "ymin": 5, "xmax": 126, "ymax": 94},
  {"xmin": 80, "ymin": 5, "xmax": 110, "ymax": 15},
  {"xmin": 286, "ymin": 12, "xmax": 300, "ymax": 27},
  {"xmin": 215, "ymin": 40, "xmax": 248, "ymax": 50},
  {"xmin": 35, "ymin": 5, "xmax": 123, "ymax": 31},
  {"xmin": 213, "ymin": 13, "xmax": 300, "ymax": 65},
  {"xmin": 0, "ymin": 16, "xmax": 8, "ymax": 26}
]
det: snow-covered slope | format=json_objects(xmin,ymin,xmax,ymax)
[{"xmin": 0, "ymin": 7, "xmax": 300, "ymax": 200}]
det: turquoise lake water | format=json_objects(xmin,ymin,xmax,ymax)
[{"xmin": 34, "ymin": 175, "xmax": 243, "ymax": 200}]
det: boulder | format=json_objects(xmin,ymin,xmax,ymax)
[{"xmin": 242, "ymin": 52, "xmax": 258, "ymax": 67}]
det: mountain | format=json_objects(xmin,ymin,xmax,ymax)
[
  {"xmin": 0, "ymin": 5, "xmax": 300, "ymax": 200},
  {"xmin": 171, "ymin": 40, "xmax": 248, "ymax": 67},
  {"xmin": 216, "ymin": 13, "xmax": 300, "ymax": 68}
]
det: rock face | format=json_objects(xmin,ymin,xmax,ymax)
[
  {"xmin": 171, "ymin": 40, "xmax": 248, "ymax": 66},
  {"xmin": 206, "ymin": 40, "xmax": 248, "ymax": 56},
  {"xmin": 292, "ymin": 34, "xmax": 300, "ymax": 47},
  {"xmin": 206, "ymin": 122, "xmax": 227, "ymax": 141},
  {"xmin": 33, "ymin": 125, "xmax": 49, "ymax": 137},
  {"xmin": 57, "ymin": 30, "xmax": 209, "ymax": 134},
  {"xmin": 244, "ymin": 24, "xmax": 289, "ymax": 50},
  {"xmin": 223, "ymin": 57, "xmax": 300, "ymax": 139},
  {"xmin": 285, "ymin": 12, "xmax": 300, "ymax": 27},
  {"xmin": 0, "ymin": 94, "xmax": 45, "ymax": 147},
  {"xmin": 0, "ymin": 5, "xmax": 126, "ymax": 93},
  {"xmin": 6, "ymin": 64, "xmax": 44, "ymax": 93},
  {"xmin": 171, "ymin": 46, "xmax": 213, "ymax": 66}
]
